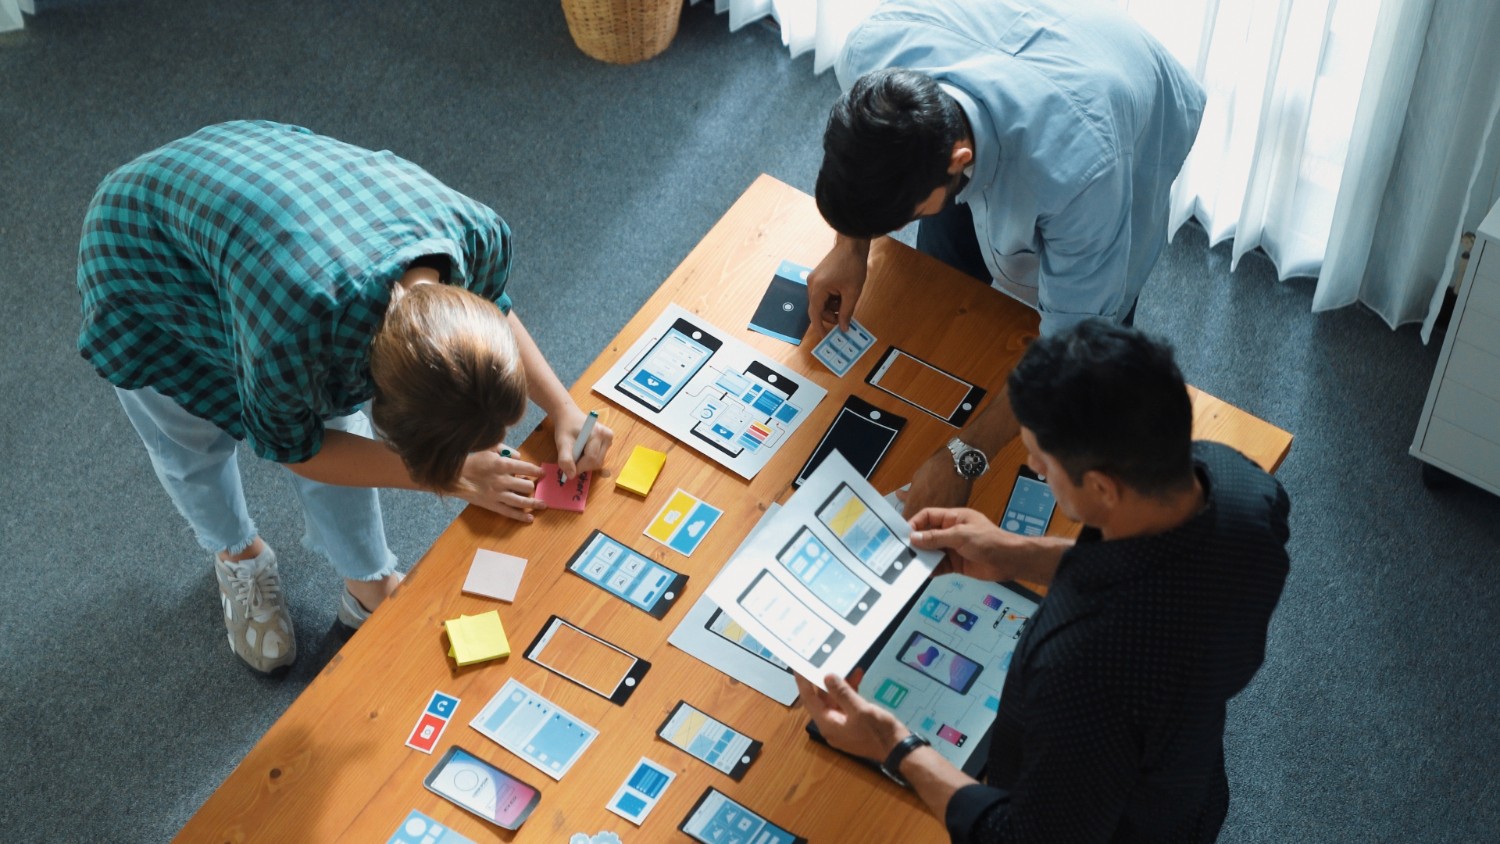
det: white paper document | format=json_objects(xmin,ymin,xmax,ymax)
[
  {"xmin": 669, "ymin": 504, "xmax": 800, "ymax": 706},
  {"xmin": 705, "ymin": 453, "xmax": 940, "ymax": 687},
  {"xmin": 591, "ymin": 304, "xmax": 827, "ymax": 479}
]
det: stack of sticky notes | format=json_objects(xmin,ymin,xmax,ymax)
[
  {"xmin": 616, "ymin": 445, "xmax": 667, "ymax": 496},
  {"xmin": 445, "ymin": 610, "xmax": 510, "ymax": 666}
]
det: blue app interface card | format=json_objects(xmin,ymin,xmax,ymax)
[
  {"xmin": 681, "ymin": 789, "xmax": 801, "ymax": 844},
  {"xmin": 1001, "ymin": 474, "xmax": 1055, "ymax": 536},
  {"xmin": 569, "ymin": 532, "xmax": 683, "ymax": 616},
  {"xmin": 387, "ymin": 809, "xmax": 478, "ymax": 844},
  {"xmin": 471, "ymin": 679, "xmax": 598, "ymax": 780},
  {"xmin": 607, "ymin": 757, "xmax": 676, "ymax": 825}
]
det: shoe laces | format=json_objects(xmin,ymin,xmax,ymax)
[{"xmin": 226, "ymin": 555, "xmax": 282, "ymax": 616}]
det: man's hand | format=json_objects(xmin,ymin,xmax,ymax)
[
  {"xmin": 796, "ymin": 673, "xmax": 910, "ymax": 763},
  {"xmin": 551, "ymin": 407, "xmax": 614, "ymax": 484},
  {"xmin": 908, "ymin": 507, "xmax": 1030, "ymax": 581},
  {"xmin": 901, "ymin": 448, "xmax": 974, "ymax": 519},
  {"xmin": 807, "ymin": 236, "xmax": 871, "ymax": 337},
  {"xmin": 454, "ymin": 447, "xmax": 546, "ymax": 522}
]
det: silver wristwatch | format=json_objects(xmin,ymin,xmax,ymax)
[{"xmin": 946, "ymin": 437, "xmax": 989, "ymax": 480}]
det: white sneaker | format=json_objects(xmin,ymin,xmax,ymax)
[{"xmin": 213, "ymin": 547, "xmax": 296, "ymax": 672}]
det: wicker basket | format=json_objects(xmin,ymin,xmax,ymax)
[{"xmin": 561, "ymin": 0, "xmax": 682, "ymax": 65}]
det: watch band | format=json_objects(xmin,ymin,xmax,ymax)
[{"xmin": 880, "ymin": 733, "xmax": 931, "ymax": 787}]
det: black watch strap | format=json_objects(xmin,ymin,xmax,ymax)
[{"xmin": 880, "ymin": 733, "xmax": 931, "ymax": 787}]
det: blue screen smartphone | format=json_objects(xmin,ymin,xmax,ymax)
[{"xmin": 1000, "ymin": 466, "xmax": 1055, "ymax": 537}]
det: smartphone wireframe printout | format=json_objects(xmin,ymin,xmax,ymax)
[
  {"xmin": 864, "ymin": 347, "xmax": 985, "ymax": 426},
  {"xmin": 705, "ymin": 452, "xmax": 941, "ymax": 688},
  {"xmin": 593, "ymin": 304, "xmax": 828, "ymax": 478}
]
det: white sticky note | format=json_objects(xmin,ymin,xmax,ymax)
[{"xmin": 462, "ymin": 549, "xmax": 528, "ymax": 602}]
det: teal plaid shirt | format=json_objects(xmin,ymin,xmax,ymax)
[{"xmin": 77, "ymin": 121, "xmax": 513, "ymax": 463}]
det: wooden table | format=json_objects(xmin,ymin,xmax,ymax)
[{"xmin": 176, "ymin": 175, "xmax": 1292, "ymax": 843}]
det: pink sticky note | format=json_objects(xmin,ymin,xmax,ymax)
[
  {"xmin": 463, "ymin": 549, "xmax": 529, "ymax": 602},
  {"xmin": 536, "ymin": 464, "xmax": 591, "ymax": 512}
]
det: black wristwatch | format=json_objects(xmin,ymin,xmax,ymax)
[
  {"xmin": 880, "ymin": 733, "xmax": 931, "ymax": 787},
  {"xmin": 946, "ymin": 437, "xmax": 989, "ymax": 480}
]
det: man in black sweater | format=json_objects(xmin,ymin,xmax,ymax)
[{"xmin": 799, "ymin": 320, "xmax": 1290, "ymax": 842}]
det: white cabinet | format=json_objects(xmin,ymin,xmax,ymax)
[{"xmin": 1412, "ymin": 199, "xmax": 1500, "ymax": 495}]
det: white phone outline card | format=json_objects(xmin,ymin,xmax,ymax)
[
  {"xmin": 592, "ymin": 304, "xmax": 827, "ymax": 479},
  {"xmin": 705, "ymin": 452, "xmax": 940, "ymax": 688}
]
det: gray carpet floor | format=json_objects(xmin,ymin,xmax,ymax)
[{"xmin": 1, "ymin": 1, "xmax": 1496, "ymax": 841}]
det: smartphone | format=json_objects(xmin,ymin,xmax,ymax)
[
  {"xmin": 1000, "ymin": 466, "xmax": 1056, "ymax": 537},
  {"xmin": 523, "ymin": 615, "xmax": 650, "ymax": 705},
  {"xmin": 423, "ymin": 746, "xmax": 540, "ymax": 831},
  {"xmin": 895, "ymin": 631, "xmax": 983, "ymax": 695},
  {"xmin": 617, "ymin": 318, "xmax": 722, "ymax": 412},
  {"xmin": 794, "ymin": 395, "xmax": 905, "ymax": 486}
]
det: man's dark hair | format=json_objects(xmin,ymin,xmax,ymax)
[
  {"xmin": 1008, "ymin": 320, "xmax": 1195, "ymax": 497},
  {"xmin": 816, "ymin": 68, "xmax": 968, "ymax": 238}
]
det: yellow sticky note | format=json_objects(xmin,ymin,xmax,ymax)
[
  {"xmin": 445, "ymin": 610, "xmax": 510, "ymax": 666},
  {"xmin": 646, "ymin": 489, "xmax": 697, "ymax": 542},
  {"xmin": 616, "ymin": 445, "xmax": 667, "ymax": 496}
]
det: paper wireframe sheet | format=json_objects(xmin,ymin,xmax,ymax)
[
  {"xmin": 704, "ymin": 452, "xmax": 941, "ymax": 688},
  {"xmin": 669, "ymin": 504, "xmax": 800, "ymax": 706},
  {"xmin": 591, "ymin": 305, "xmax": 827, "ymax": 479}
]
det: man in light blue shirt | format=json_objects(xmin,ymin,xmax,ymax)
[{"xmin": 809, "ymin": 0, "xmax": 1205, "ymax": 516}]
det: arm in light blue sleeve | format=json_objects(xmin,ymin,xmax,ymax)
[{"xmin": 1035, "ymin": 164, "xmax": 1134, "ymax": 337}]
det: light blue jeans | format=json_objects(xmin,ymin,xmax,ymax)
[{"xmin": 116, "ymin": 386, "xmax": 398, "ymax": 581}]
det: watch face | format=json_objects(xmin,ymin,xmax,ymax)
[{"xmin": 957, "ymin": 450, "xmax": 987, "ymax": 479}]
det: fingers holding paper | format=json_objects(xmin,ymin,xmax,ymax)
[
  {"xmin": 796, "ymin": 673, "xmax": 909, "ymax": 763},
  {"xmin": 909, "ymin": 507, "xmax": 1069, "ymax": 586}
]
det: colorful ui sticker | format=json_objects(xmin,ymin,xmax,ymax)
[
  {"xmin": 645, "ymin": 489, "xmax": 723, "ymax": 556},
  {"xmin": 388, "ymin": 809, "xmax": 478, "ymax": 844},
  {"xmin": 405, "ymin": 691, "xmax": 460, "ymax": 754},
  {"xmin": 536, "ymin": 464, "xmax": 591, "ymax": 512},
  {"xmin": 811, "ymin": 318, "xmax": 876, "ymax": 376},
  {"xmin": 606, "ymin": 757, "xmax": 677, "ymax": 826}
]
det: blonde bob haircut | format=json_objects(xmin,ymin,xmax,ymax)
[{"xmin": 370, "ymin": 284, "xmax": 527, "ymax": 492}]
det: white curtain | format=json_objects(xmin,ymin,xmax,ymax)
[
  {"xmin": 1131, "ymin": 0, "xmax": 1500, "ymax": 340},
  {"xmin": 707, "ymin": 0, "xmax": 1500, "ymax": 340},
  {"xmin": 692, "ymin": 0, "xmax": 883, "ymax": 74}
]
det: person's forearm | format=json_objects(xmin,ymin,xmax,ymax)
[
  {"xmin": 284, "ymin": 429, "xmax": 422, "ymax": 489},
  {"xmin": 507, "ymin": 311, "xmax": 577, "ymax": 420},
  {"xmin": 836, "ymin": 233, "xmax": 872, "ymax": 261},
  {"xmin": 900, "ymin": 746, "xmax": 979, "ymax": 825},
  {"xmin": 1011, "ymin": 535, "xmax": 1072, "ymax": 586},
  {"xmin": 954, "ymin": 384, "xmax": 1019, "ymax": 458}
]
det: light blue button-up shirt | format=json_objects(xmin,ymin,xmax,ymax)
[{"xmin": 838, "ymin": 0, "xmax": 1206, "ymax": 336}]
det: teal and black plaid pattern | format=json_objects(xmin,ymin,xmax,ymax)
[{"xmin": 78, "ymin": 121, "xmax": 513, "ymax": 464}]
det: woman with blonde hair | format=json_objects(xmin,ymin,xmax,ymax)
[{"xmin": 77, "ymin": 121, "xmax": 612, "ymax": 673}]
